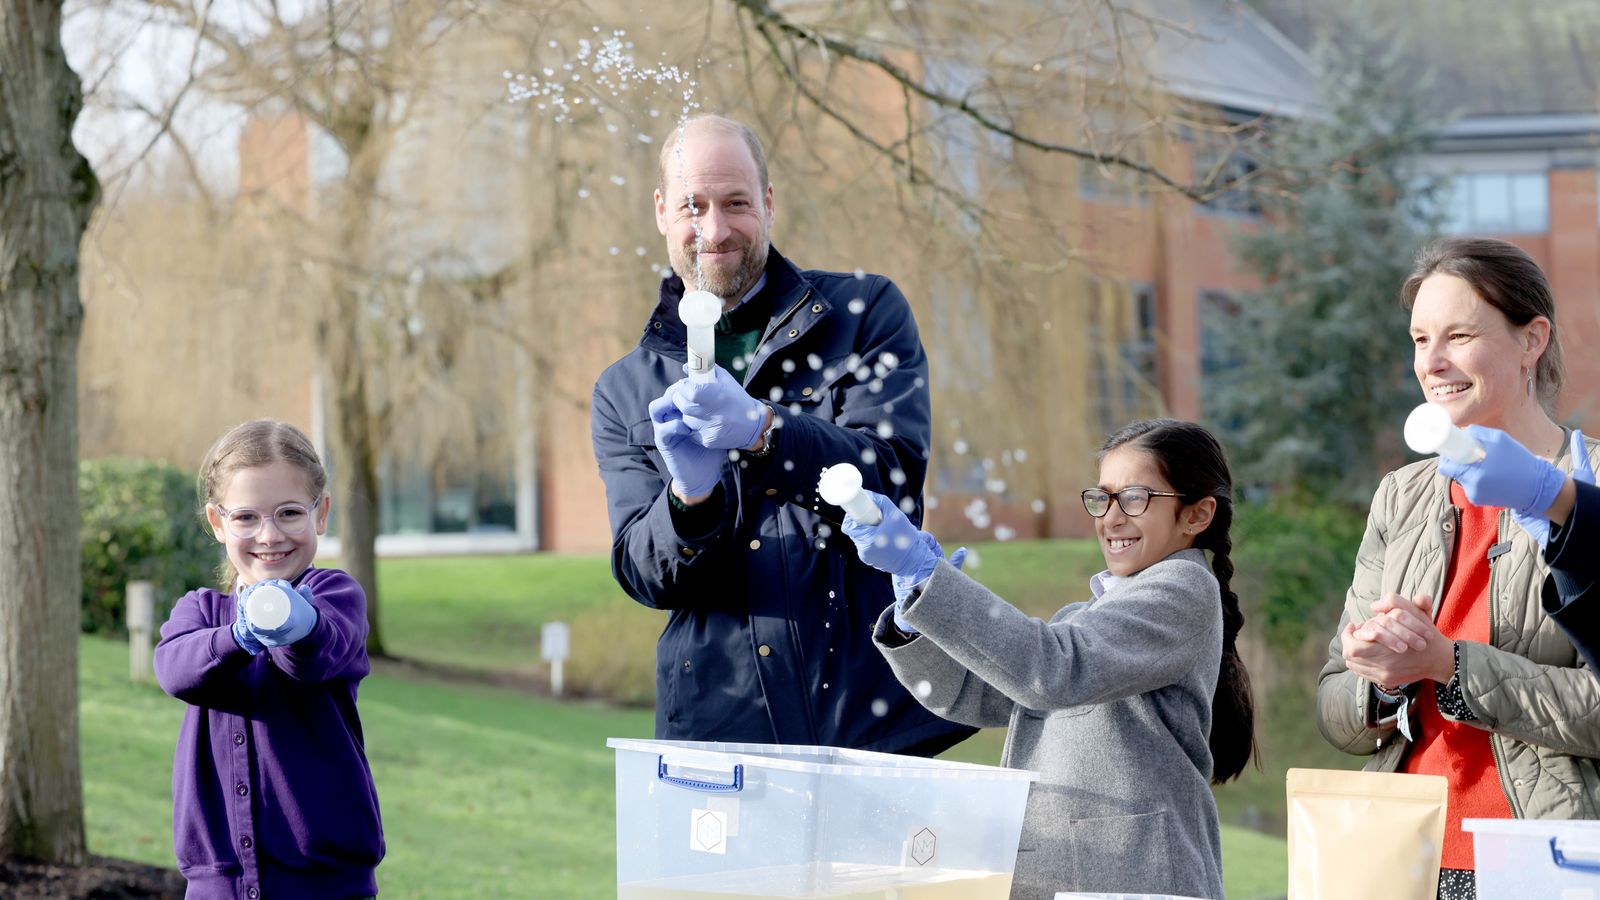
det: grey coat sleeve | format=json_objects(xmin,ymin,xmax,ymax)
[
  {"xmin": 1316, "ymin": 472, "xmax": 1398, "ymax": 756},
  {"xmin": 895, "ymin": 555, "xmax": 1222, "ymax": 711},
  {"xmin": 871, "ymin": 606, "xmax": 1016, "ymax": 728}
]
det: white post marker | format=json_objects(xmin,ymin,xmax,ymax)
[
  {"xmin": 818, "ymin": 463, "xmax": 883, "ymax": 525},
  {"xmin": 541, "ymin": 621, "xmax": 570, "ymax": 697},
  {"xmin": 245, "ymin": 582, "xmax": 293, "ymax": 631},
  {"xmin": 126, "ymin": 580, "xmax": 154, "ymax": 682},
  {"xmin": 679, "ymin": 290, "xmax": 722, "ymax": 383},
  {"xmin": 1404, "ymin": 402, "xmax": 1486, "ymax": 463}
]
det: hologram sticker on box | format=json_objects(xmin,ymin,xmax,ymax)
[{"xmin": 690, "ymin": 808, "xmax": 728, "ymax": 854}]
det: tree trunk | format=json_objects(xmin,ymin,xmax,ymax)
[
  {"xmin": 326, "ymin": 302, "xmax": 387, "ymax": 657},
  {"xmin": 0, "ymin": 0, "xmax": 98, "ymax": 865}
]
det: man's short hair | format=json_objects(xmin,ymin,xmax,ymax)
[{"xmin": 657, "ymin": 114, "xmax": 770, "ymax": 194}]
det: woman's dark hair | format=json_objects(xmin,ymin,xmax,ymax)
[
  {"xmin": 1401, "ymin": 237, "xmax": 1563, "ymax": 414},
  {"xmin": 1100, "ymin": 418, "xmax": 1257, "ymax": 784}
]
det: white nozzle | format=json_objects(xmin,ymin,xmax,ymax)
[
  {"xmin": 245, "ymin": 583, "xmax": 293, "ymax": 630},
  {"xmin": 1404, "ymin": 402, "xmax": 1485, "ymax": 463},
  {"xmin": 818, "ymin": 463, "xmax": 882, "ymax": 525},
  {"xmin": 679, "ymin": 290, "xmax": 721, "ymax": 383}
]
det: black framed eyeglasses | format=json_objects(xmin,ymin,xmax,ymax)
[{"xmin": 1080, "ymin": 487, "xmax": 1185, "ymax": 518}]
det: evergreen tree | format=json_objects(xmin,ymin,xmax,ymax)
[{"xmin": 1209, "ymin": 44, "xmax": 1446, "ymax": 502}]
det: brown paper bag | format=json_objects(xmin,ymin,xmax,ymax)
[{"xmin": 1286, "ymin": 768, "xmax": 1448, "ymax": 900}]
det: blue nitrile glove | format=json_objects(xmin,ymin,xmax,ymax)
[
  {"xmin": 1510, "ymin": 430, "xmax": 1594, "ymax": 548},
  {"xmin": 232, "ymin": 592, "xmax": 265, "ymax": 656},
  {"xmin": 671, "ymin": 363, "xmax": 767, "ymax": 450},
  {"xmin": 890, "ymin": 546, "xmax": 968, "ymax": 634},
  {"xmin": 650, "ymin": 387, "xmax": 725, "ymax": 498},
  {"xmin": 245, "ymin": 579, "xmax": 319, "ymax": 647},
  {"xmin": 1438, "ymin": 425, "xmax": 1567, "ymax": 518},
  {"xmin": 840, "ymin": 490, "xmax": 937, "ymax": 579}
]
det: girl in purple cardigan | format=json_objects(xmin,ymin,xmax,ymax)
[{"xmin": 154, "ymin": 419, "xmax": 383, "ymax": 899}]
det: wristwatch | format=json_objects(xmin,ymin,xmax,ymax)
[{"xmin": 746, "ymin": 405, "xmax": 779, "ymax": 458}]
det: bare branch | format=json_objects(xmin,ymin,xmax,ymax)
[{"xmin": 725, "ymin": 0, "xmax": 1246, "ymax": 203}]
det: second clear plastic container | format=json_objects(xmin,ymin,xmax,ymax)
[{"xmin": 609, "ymin": 738, "xmax": 1038, "ymax": 899}]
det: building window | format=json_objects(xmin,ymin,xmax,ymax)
[
  {"xmin": 1438, "ymin": 172, "xmax": 1548, "ymax": 234},
  {"xmin": 1193, "ymin": 146, "xmax": 1261, "ymax": 218},
  {"xmin": 1089, "ymin": 281, "xmax": 1160, "ymax": 435},
  {"xmin": 1199, "ymin": 290, "xmax": 1241, "ymax": 381}
]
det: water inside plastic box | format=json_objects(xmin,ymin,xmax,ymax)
[{"xmin": 609, "ymin": 739, "xmax": 1037, "ymax": 898}]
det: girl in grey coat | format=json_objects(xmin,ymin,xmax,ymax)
[{"xmin": 840, "ymin": 419, "xmax": 1255, "ymax": 900}]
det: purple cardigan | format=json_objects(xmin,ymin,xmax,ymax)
[{"xmin": 154, "ymin": 567, "xmax": 383, "ymax": 899}]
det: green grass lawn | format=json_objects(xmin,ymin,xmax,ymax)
[{"xmin": 87, "ymin": 546, "xmax": 1294, "ymax": 898}]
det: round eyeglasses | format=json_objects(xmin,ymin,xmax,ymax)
[
  {"xmin": 212, "ymin": 501, "xmax": 318, "ymax": 540},
  {"xmin": 1080, "ymin": 487, "xmax": 1185, "ymax": 518}
]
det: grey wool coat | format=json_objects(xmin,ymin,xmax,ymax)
[{"xmin": 874, "ymin": 548, "xmax": 1225, "ymax": 900}]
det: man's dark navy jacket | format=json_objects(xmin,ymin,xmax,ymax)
[
  {"xmin": 591, "ymin": 247, "xmax": 973, "ymax": 753},
  {"xmin": 1546, "ymin": 479, "xmax": 1600, "ymax": 675}
]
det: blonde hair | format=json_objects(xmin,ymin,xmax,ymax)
[{"xmin": 198, "ymin": 419, "xmax": 327, "ymax": 591}]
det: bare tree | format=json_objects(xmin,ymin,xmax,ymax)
[{"xmin": 0, "ymin": 0, "xmax": 98, "ymax": 865}]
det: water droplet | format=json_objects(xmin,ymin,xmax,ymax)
[
  {"xmin": 860, "ymin": 448, "xmax": 877, "ymax": 465},
  {"xmin": 1014, "ymin": 448, "xmax": 1029, "ymax": 462},
  {"xmin": 889, "ymin": 468, "xmax": 906, "ymax": 485},
  {"xmin": 952, "ymin": 439, "xmax": 969, "ymax": 455},
  {"xmin": 783, "ymin": 460, "xmax": 795, "ymax": 471},
  {"xmin": 994, "ymin": 525, "xmax": 1016, "ymax": 541},
  {"xmin": 893, "ymin": 534, "xmax": 912, "ymax": 549},
  {"xmin": 635, "ymin": 247, "xmax": 647, "ymax": 256},
  {"xmin": 1031, "ymin": 499, "xmax": 1047, "ymax": 514},
  {"xmin": 807, "ymin": 354, "xmax": 823, "ymax": 370},
  {"xmin": 854, "ymin": 268, "xmax": 866, "ymax": 279},
  {"xmin": 828, "ymin": 591, "xmax": 836, "ymax": 599},
  {"xmin": 781, "ymin": 359, "xmax": 796, "ymax": 373},
  {"xmin": 578, "ymin": 188, "xmax": 591, "ymax": 199},
  {"xmin": 847, "ymin": 299, "xmax": 866, "ymax": 315},
  {"xmin": 873, "ymin": 535, "xmax": 889, "ymax": 548},
  {"xmin": 610, "ymin": 175, "xmax": 626, "ymax": 186},
  {"xmin": 915, "ymin": 680, "xmax": 932, "ymax": 698},
  {"xmin": 609, "ymin": 247, "xmax": 620, "ymax": 255},
  {"xmin": 816, "ymin": 538, "xmax": 827, "ymax": 549},
  {"xmin": 823, "ymin": 682, "xmax": 830, "ymax": 688},
  {"xmin": 899, "ymin": 496, "xmax": 917, "ymax": 515},
  {"xmin": 876, "ymin": 422, "xmax": 894, "ymax": 438},
  {"xmin": 871, "ymin": 698, "xmax": 889, "ymax": 717},
  {"xmin": 818, "ymin": 524, "xmax": 833, "ymax": 538}
]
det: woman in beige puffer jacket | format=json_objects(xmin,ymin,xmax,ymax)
[{"xmin": 1316, "ymin": 237, "xmax": 1600, "ymax": 900}]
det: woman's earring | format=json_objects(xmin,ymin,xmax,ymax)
[{"xmin": 1528, "ymin": 373, "xmax": 1535, "ymax": 398}]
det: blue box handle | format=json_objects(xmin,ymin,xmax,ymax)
[
  {"xmin": 1551, "ymin": 836, "xmax": 1600, "ymax": 873},
  {"xmin": 657, "ymin": 755, "xmax": 744, "ymax": 793}
]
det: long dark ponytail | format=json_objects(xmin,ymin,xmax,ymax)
[{"xmin": 1101, "ymin": 418, "xmax": 1258, "ymax": 784}]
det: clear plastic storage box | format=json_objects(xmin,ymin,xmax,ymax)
[
  {"xmin": 1465, "ymin": 817, "xmax": 1600, "ymax": 899},
  {"xmin": 608, "ymin": 738, "xmax": 1037, "ymax": 899}
]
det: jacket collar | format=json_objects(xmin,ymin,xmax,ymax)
[{"xmin": 639, "ymin": 246, "xmax": 808, "ymax": 359}]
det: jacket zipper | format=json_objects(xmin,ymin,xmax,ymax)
[{"xmin": 1486, "ymin": 507, "xmax": 1523, "ymax": 818}]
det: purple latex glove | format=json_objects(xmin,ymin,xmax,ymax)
[
  {"xmin": 1438, "ymin": 425, "xmax": 1567, "ymax": 517},
  {"xmin": 672, "ymin": 364, "xmax": 767, "ymax": 450},
  {"xmin": 244, "ymin": 579, "xmax": 319, "ymax": 647},
  {"xmin": 650, "ymin": 387, "xmax": 725, "ymax": 498},
  {"xmin": 1510, "ymin": 430, "xmax": 1594, "ymax": 548},
  {"xmin": 232, "ymin": 591, "xmax": 265, "ymax": 655}
]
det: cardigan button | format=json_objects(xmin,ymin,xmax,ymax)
[
  {"xmin": 236, "ymin": 783, "xmax": 248, "ymax": 797},
  {"xmin": 758, "ymin": 645, "xmax": 772, "ymax": 657},
  {"xmin": 240, "ymin": 836, "xmax": 253, "ymax": 849},
  {"xmin": 248, "ymin": 888, "xmax": 260, "ymax": 899},
  {"xmin": 233, "ymin": 732, "xmax": 245, "ymax": 746},
  {"xmin": 749, "ymin": 539, "xmax": 762, "ymax": 550}
]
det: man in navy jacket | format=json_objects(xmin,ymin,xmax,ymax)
[{"xmin": 590, "ymin": 114, "xmax": 973, "ymax": 755}]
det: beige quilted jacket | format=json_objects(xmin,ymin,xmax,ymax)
[{"xmin": 1316, "ymin": 430, "xmax": 1600, "ymax": 819}]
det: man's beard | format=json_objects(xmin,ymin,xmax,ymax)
[{"xmin": 670, "ymin": 234, "xmax": 769, "ymax": 304}]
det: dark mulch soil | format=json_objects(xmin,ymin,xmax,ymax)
[{"xmin": 0, "ymin": 855, "xmax": 184, "ymax": 899}]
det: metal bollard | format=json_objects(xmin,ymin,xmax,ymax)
[{"xmin": 127, "ymin": 580, "xmax": 155, "ymax": 682}]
